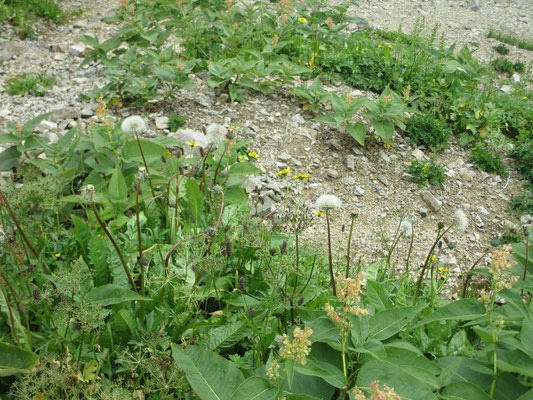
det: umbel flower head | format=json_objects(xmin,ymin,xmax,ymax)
[
  {"xmin": 452, "ymin": 209, "xmax": 468, "ymax": 231},
  {"xmin": 122, "ymin": 116, "xmax": 147, "ymax": 136},
  {"xmin": 316, "ymin": 194, "xmax": 342, "ymax": 210}
]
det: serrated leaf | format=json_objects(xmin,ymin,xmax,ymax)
[
  {"xmin": 89, "ymin": 234, "xmax": 109, "ymax": 286},
  {"xmin": 198, "ymin": 321, "xmax": 251, "ymax": 351}
]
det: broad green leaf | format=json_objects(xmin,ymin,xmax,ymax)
[
  {"xmin": 228, "ymin": 162, "xmax": 262, "ymax": 176},
  {"xmin": 414, "ymin": 299, "xmax": 485, "ymax": 327},
  {"xmin": 441, "ymin": 381, "xmax": 490, "ymax": 400},
  {"xmin": 21, "ymin": 112, "xmax": 54, "ymax": 136},
  {"xmin": 499, "ymin": 349, "xmax": 533, "ymax": 377},
  {"xmin": 108, "ymin": 166, "xmax": 128, "ymax": 201},
  {"xmin": 112, "ymin": 309, "xmax": 135, "ymax": 344},
  {"xmin": 197, "ymin": 321, "xmax": 252, "ymax": 351},
  {"xmin": 365, "ymin": 280, "xmax": 393, "ymax": 311},
  {"xmin": 153, "ymin": 65, "xmax": 176, "ymax": 81},
  {"xmin": 518, "ymin": 389, "xmax": 533, "ymax": 399},
  {"xmin": 295, "ymin": 359, "xmax": 344, "ymax": 388},
  {"xmin": 346, "ymin": 122, "xmax": 366, "ymax": 146},
  {"xmin": 357, "ymin": 360, "xmax": 438, "ymax": 400},
  {"xmin": 314, "ymin": 114, "xmax": 345, "ymax": 127},
  {"xmin": 308, "ymin": 317, "xmax": 339, "ymax": 342},
  {"xmin": 284, "ymin": 396, "xmax": 321, "ymax": 400},
  {"xmin": 172, "ymin": 345, "xmax": 244, "ymax": 400},
  {"xmin": 0, "ymin": 133, "xmax": 19, "ymax": 144},
  {"xmin": 122, "ymin": 138, "xmax": 166, "ymax": 165},
  {"xmin": 229, "ymin": 377, "xmax": 277, "ymax": 400},
  {"xmin": 85, "ymin": 284, "xmax": 148, "ymax": 305},
  {"xmin": 89, "ymin": 234, "xmax": 109, "ymax": 286},
  {"xmin": 286, "ymin": 359, "xmax": 295, "ymax": 390},
  {"xmin": 0, "ymin": 343, "xmax": 39, "ymax": 376},
  {"xmin": 185, "ymin": 178, "xmax": 204, "ymax": 224},
  {"xmin": 522, "ymin": 315, "xmax": 533, "ymax": 354},
  {"xmin": 369, "ymin": 305, "xmax": 424, "ymax": 340},
  {"xmin": 372, "ymin": 119, "xmax": 395, "ymax": 144},
  {"xmin": 0, "ymin": 146, "xmax": 20, "ymax": 170}
]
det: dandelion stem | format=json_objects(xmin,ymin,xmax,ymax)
[
  {"xmin": 326, "ymin": 210, "xmax": 337, "ymax": 296},
  {"xmin": 345, "ymin": 214, "xmax": 357, "ymax": 278},
  {"xmin": 91, "ymin": 203, "xmax": 137, "ymax": 293}
]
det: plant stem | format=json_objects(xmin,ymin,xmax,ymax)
[
  {"xmin": 326, "ymin": 210, "xmax": 336, "ymax": 296},
  {"xmin": 461, "ymin": 250, "xmax": 490, "ymax": 298},
  {"xmin": 213, "ymin": 143, "xmax": 228, "ymax": 186},
  {"xmin": 0, "ymin": 276, "xmax": 20, "ymax": 346},
  {"xmin": 136, "ymin": 184, "xmax": 145, "ymax": 318},
  {"xmin": 91, "ymin": 203, "xmax": 137, "ymax": 293},
  {"xmin": 0, "ymin": 272, "xmax": 30, "ymax": 335},
  {"xmin": 0, "ymin": 191, "xmax": 49, "ymax": 274},
  {"xmin": 345, "ymin": 214, "xmax": 357, "ymax": 278}
]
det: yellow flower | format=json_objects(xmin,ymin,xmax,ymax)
[
  {"xmin": 298, "ymin": 17, "xmax": 307, "ymax": 23},
  {"xmin": 315, "ymin": 211, "xmax": 324, "ymax": 216},
  {"xmin": 524, "ymin": 97, "xmax": 528, "ymax": 100},
  {"xmin": 186, "ymin": 141, "xmax": 198, "ymax": 147},
  {"xmin": 277, "ymin": 168, "xmax": 292, "ymax": 175},
  {"xmin": 387, "ymin": 44, "xmax": 393, "ymax": 49},
  {"xmin": 441, "ymin": 275, "xmax": 447, "ymax": 280},
  {"xmin": 55, "ymin": 253, "xmax": 61, "ymax": 258},
  {"xmin": 438, "ymin": 267, "xmax": 450, "ymax": 273},
  {"xmin": 248, "ymin": 151, "xmax": 259, "ymax": 158},
  {"xmin": 378, "ymin": 45, "xmax": 384, "ymax": 48},
  {"xmin": 293, "ymin": 173, "xmax": 310, "ymax": 180}
]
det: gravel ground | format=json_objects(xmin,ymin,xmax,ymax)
[{"xmin": 0, "ymin": 0, "xmax": 531, "ymax": 297}]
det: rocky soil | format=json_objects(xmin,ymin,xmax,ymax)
[{"xmin": 0, "ymin": 0, "xmax": 531, "ymax": 296}]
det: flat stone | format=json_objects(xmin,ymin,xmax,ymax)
[
  {"xmin": 402, "ymin": 172, "xmax": 420, "ymax": 183},
  {"xmin": 377, "ymin": 175, "xmax": 389, "ymax": 186},
  {"xmin": 278, "ymin": 152, "xmax": 292, "ymax": 162},
  {"xmin": 378, "ymin": 150, "xmax": 390, "ymax": 163},
  {"xmin": 38, "ymin": 120, "xmax": 58, "ymax": 131},
  {"xmin": 292, "ymin": 114, "xmax": 306, "ymax": 124},
  {"xmin": 511, "ymin": 73, "xmax": 521, "ymax": 83},
  {"xmin": 67, "ymin": 44, "xmax": 87, "ymax": 57},
  {"xmin": 420, "ymin": 191, "xmax": 442, "ymax": 212},
  {"xmin": 354, "ymin": 187, "xmax": 365, "ymax": 196},
  {"xmin": 53, "ymin": 107, "xmax": 80, "ymax": 121},
  {"xmin": 326, "ymin": 138, "xmax": 343, "ymax": 151},
  {"xmin": 327, "ymin": 169, "xmax": 339, "ymax": 179},
  {"xmin": 345, "ymin": 177, "xmax": 356, "ymax": 186},
  {"xmin": 155, "ymin": 116, "xmax": 169, "ymax": 130},
  {"xmin": 478, "ymin": 206, "xmax": 490, "ymax": 216},
  {"xmin": 0, "ymin": 40, "xmax": 21, "ymax": 63},
  {"xmin": 419, "ymin": 207, "xmax": 428, "ymax": 218},
  {"xmin": 344, "ymin": 155, "xmax": 355, "ymax": 171},
  {"xmin": 194, "ymin": 92, "xmax": 213, "ymax": 108},
  {"xmin": 412, "ymin": 149, "xmax": 425, "ymax": 160}
]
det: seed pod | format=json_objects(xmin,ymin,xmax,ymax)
[
  {"xmin": 280, "ymin": 240, "xmax": 287, "ymax": 255},
  {"xmin": 33, "ymin": 288, "xmax": 41, "ymax": 301},
  {"xmin": 225, "ymin": 237, "xmax": 232, "ymax": 258},
  {"xmin": 238, "ymin": 277, "xmax": 246, "ymax": 290}
]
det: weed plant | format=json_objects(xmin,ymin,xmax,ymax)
[
  {"xmin": 487, "ymin": 28, "xmax": 533, "ymax": 51},
  {"xmin": 404, "ymin": 114, "xmax": 451, "ymax": 151},
  {"xmin": 493, "ymin": 43, "xmax": 510, "ymax": 55},
  {"xmin": 491, "ymin": 57, "xmax": 525, "ymax": 75},
  {"xmin": 406, "ymin": 159, "xmax": 447, "ymax": 187},
  {"xmin": 7, "ymin": 73, "xmax": 56, "ymax": 97}
]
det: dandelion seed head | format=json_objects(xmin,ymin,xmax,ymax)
[
  {"xmin": 452, "ymin": 209, "xmax": 468, "ymax": 231},
  {"xmin": 316, "ymin": 194, "xmax": 342, "ymax": 210},
  {"xmin": 121, "ymin": 116, "xmax": 147, "ymax": 136}
]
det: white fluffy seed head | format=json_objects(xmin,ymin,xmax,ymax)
[
  {"xmin": 122, "ymin": 116, "xmax": 147, "ymax": 136},
  {"xmin": 399, "ymin": 220, "xmax": 413, "ymax": 237},
  {"xmin": 316, "ymin": 194, "xmax": 342, "ymax": 210},
  {"xmin": 452, "ymin": 209, "xmax": 468, "ymax": 231}
]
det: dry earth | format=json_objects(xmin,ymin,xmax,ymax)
[{"xmin": 0, "ymin": 0, "xmax": 532, "ymax": 297}]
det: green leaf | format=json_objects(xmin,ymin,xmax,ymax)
[
  {"xmin": 0, "ymin": 146, "xmax": 21, "ymax": 170},
  {"xmin": 346, "ymin": 122, "xmax": 366, "ymax": 146},
  {"xmin": 89, "ymin": 234, "xmax": 109, "ymax": 286},
  {"xmin": 185, "ymin": 179, "xmax": 204, "ymax": 224},
  {"xmin": 85, "ymin": 284, "xmax": 148, "ymax": 305},
  {"xmin": 414, "ymin": 299, "xmax": 485, "ymax": 327},
  {"xmin": 0, "ymin": 343, "xmax": 39, "ymax": 376},
  {"xmin": 21, "ymin": 112, "xmax": 54, "ymax": 137},
  {"xmin": 122, "ymin": 139, "xmax": 166, "ymax": 165},
  {"xmin": 369, "ymin": 305, "xmax": 424, "ymax": 340},
  {"xmin": 229, "ymin": 377, "xmax": 277, "ymax": 400},
  {"xmin": 172, "ymin": 345, "xmax": 244, "ymax": 400},
  {"xmin": 372, "ymin": 119, "xmax": 395, "ymax": 144},
  {"xmin": 286, "ymin": 359, "xmax": 295, "ymax": 390},
  {"xmin": 108, "ymin": 165, "xmax": 128, "ymax": 201},
  {"xmin": 314, "ymin": 114, "xmax": 345, "ymax": 127},
  {"xmin": 284, "ymin": 395, "xmax": 321, "ymax": 400},
  {"xmin": 357, "ymin": 360, "xmax": 438, "ymax": 400},
  {"xmin": 441, "ymin": 382, "xmax": 490, "ymax": 400},
  {"xmin": 499, "ymin": 349, "xmax": 533, "ymax": 377},
  {"xmin": 197, "ymin": 321, "xmax": 252, "ymax": 351},
  {"xmin": 295, "ymin": 359, "xmax": 345, "ymax": 389},
  {"xmin": 365, "ymin": 280, "xmax": 393, "ymax": 311},
  {"xmin": 228, "ymin": 162, "xmax": 262, "ymax": 176},
  {"xmin": 153, "ymin": 65, "xmax": 176, "ymax": 81},
  {"xmin": 0, "ymin": 133, "xmax": 19, "ymax": 144}
]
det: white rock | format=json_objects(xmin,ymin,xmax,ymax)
[
  {"xmin": 292, "ymin": 114, "xmax": 306, "ymax": 124},
  {"xmin": 67, "ymin": 44, "xmax": 86, "ymax": 57},
  {"xmin": 412, "ymin": 149, "xmax": 425, "ymax": 160},
  {"xmin": 511, "ymin": 73, "xmax": 521, "ymax": 83},
  {"xmin": 155, "ymin": 116, "xmax": 169, "ymax": 130}
]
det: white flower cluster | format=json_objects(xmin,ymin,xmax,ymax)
[{"xmin": 452, "ymin": 209, "xmax": 468, "ymax": 231}]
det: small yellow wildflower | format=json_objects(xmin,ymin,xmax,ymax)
[
  {"xmin": 293, "ymin": 173, "xmax": 310, "ymax": 180},
  {"xmin": 186, "ymin": 141, "xmax": 198, "ymax": 147},
  {"xmin": 248, "ymin": 151, "xmax": 259, "ymax": 158},
  {"xmin": 55, "ymin": 253, "xmax": 61, "ymax": 258},
  {"xmin": 277, "ymin": 168, "xmax": 292, "ymax": 175},
  {"xmin": 458, "ymin": 272, "xmax": 464, "ymax": 278},
  {"xmin": 315, "ymin": 211, "xmax": 324, "ymax": 216},
  {"xmin": 298, "ymin": 17, "xmax": 307, "ymax": 23},
  {"xmin": 387, "ymin": 44, "xmax": 393, "ymax": 49},
  {"xmin": 441, "ymin": 275, "xmax": 447, "ymax": 280},
  {"xmin": 524, "ymin": 97, "xmax": 528, "ymax": 100},
  {"xmin": 378, "ymin": 45, "xmax": 384, "ymax": 48},
  {"xmin": 438, "ymin": 267, "xmax": 450, "ymax": 273}
]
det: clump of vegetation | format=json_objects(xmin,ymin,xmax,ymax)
[
  {"xmin": 7, "ymin": 72, "xmax": 56, "ymax": 96},
  {"xmin": 406, "ymin": 159, "xmax": 447, "ymax": 187},
  {"xmin": 493, "ymin": 43, "xmax": 510, "ymax": 55},
  {"xmin": 491, "ymin": 57, "xmax": 525, "ymax": 75},
  {"xmin": 470, "ymin": 142, "xmax": 508, "ymax": 176},
  {"xmin": 405, "ymin": 114, "xmax": 451, "ymax": 151},
  {"xmin": 487, "ymin": 28, "xmax": 533, "ymax": 51},
  {"xmin": 0, "ymin": 0, "xmax": 62, "ymax": 38}
]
